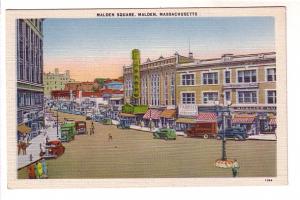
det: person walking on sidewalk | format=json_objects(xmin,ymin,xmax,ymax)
[
  {"xmin": 232, "ymin": 159, "xmax": 240, "ymax": 177},
  {"xmin": 90, "ymin": 121, "xmax": 95, "ymax": 135}
]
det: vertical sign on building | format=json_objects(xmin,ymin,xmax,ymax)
[{"xmin": 131, "ymin": 49, "xmax": 141, "ymax": 104}]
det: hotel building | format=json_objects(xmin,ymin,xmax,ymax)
[{"xmin": 43, "ymin": 68, "xmax": 75, "ymax": 97}]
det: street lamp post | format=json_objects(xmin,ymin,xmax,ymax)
[{"xmin": 215, "ymin": 97, "xmax": 233, "ymax": 168}]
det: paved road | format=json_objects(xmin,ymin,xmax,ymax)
[{"xmin": 18, "ymin": 112, "xmax": 276, "ymax": 179}]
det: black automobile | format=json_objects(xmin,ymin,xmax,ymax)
[{"xmin": 216, "ymin": 127, "xmax": 248, "ymax": 141}]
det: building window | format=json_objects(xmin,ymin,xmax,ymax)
[
  {"xmin": 267, "ymin": 68, "xmax": 276, "ymax": 81},
  {"xmin": 164, "ymin": 75, "xmax": 168, "ymax": 105},
  {"xmin": 238, "ymin": 91, "xmax": 257, "ymax": 104},
  {"xmin": 202, "ymin": 72, "xmax": 218, "ymax": 84},
  {"xmin": 225, "ymin": 71, "xmax": 231, "ymax": 83},
  {"xmin": 181, "ymin": 74, "xmax": 195, "ymax": 85},
  {"xmin": 267, "ymin": 90, "xmax": 276, "ymax": 104},
  {"xmin": 225, "ymin": 91, "xmax": 231, "ymax": 102},
  {"xmin": 238, "ymin": 70, "xmax": 257, "ymax": 83},
  {"xmin": 203, "ymin": 92, "xmax": 218, "ymax": 104},
  {"xmin": 170, "ymin": 73, "xmax": 175, "ymax": 105},
  {"xmin": 182, "ymin": 93, "xmax": 195, "ymax": 104}
]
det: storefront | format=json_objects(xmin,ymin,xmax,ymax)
[
  {"xmin": 17, "ymin": 123, "xmax": 32, "ymax": 142},
  {"xmin": 160, "ymin": 109, "xmax": 176, "ymax": 129},
  {"xmin": 175, "ymin": 117, "xmax": 196, "ymax": 131},
  {"xmin": 232, "ymin": 114, "xmax": 257, "ymax": 135},
  {"xmin": 143, "ymin": 109, "xmax": 162, "ymax": 128},
  {"xmin": 119, "ymin": 113, "xmax": 136, "ymax": 125}
]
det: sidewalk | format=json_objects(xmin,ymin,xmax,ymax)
[
  {"xmin": 17, "ymin": 121, "xmax": 60, "ymax": 170},
  {"xmin": 248, "ymin": 134, "xmax": 277, "ymax": 141}
]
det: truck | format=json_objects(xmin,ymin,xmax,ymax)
[
  {"xmin": 75, "ymin": 121, "xmax": 87, "ymax": 134},
  {"xmin": 185, "ymin": 122, "xmax": 218, "ymax": 139},
  {"xmin": 60, "ymin": 123, "xmax": 76, "ymax": 142}
]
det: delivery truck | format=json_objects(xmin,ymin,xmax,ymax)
[{"xmin": 185, "ymin": 122, "xmax": 218, "ymax": 139}]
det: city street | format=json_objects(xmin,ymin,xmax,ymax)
[{"xmin": 18, "ymin": 112, "xmax": 277, "ymax": 179}]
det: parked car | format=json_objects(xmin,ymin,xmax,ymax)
[
  {"xmin": 43, "ymin": 140, "xmax": 65, "ymax": 159},
  {"xmin": 93, "ymin": 114, "xmax": 104, "ymax": 122},
  {"xmin": 117, "ymin": 119, "xmax": 130, "ymax": 129},
  {"xmin": 102, "ymin": 118, "xmax": 112, "ymax": 125},
  {"xmin": 86, "ymin": 112, "xmax": 92, "ymax": 120},
  {"xmin": 216, "ymin": 127, "xmax": 248, "ymax": 141},
  {"xmin": 153, "ymin": 128, "xmax": 176, "ymax": 140},
  {"xmin": 185, "ymin": 122, "xmax": 217, "ymax": 139}
]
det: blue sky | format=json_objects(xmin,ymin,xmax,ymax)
[{"xmin": 43, "ymin": 17, "xmax": 275, "ymax": 81}]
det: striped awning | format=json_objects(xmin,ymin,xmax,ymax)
[
  {"xmin": 196, "ymin": 112, "xmax": 217, "ymax": 122},
  {"xmin": 269, "ymin": 117, "xmax": 276, "ymax": 125},
  {"xmin": 143, "ymin": 109, "xmax": 162, "ymax": 120},
  {"xmin": 160, "ymin": 109, "xmax": 176, "ymax": 119},
  {"xmin": 17, "ymin": 124, "xmax": 32, "ymax": 135},
  {"xmin": 232, "ymin": 114, "xmax": 256, "ymax": 124}
]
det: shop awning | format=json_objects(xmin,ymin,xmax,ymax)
[
  {"xmin": 269, "ymin": 117, "xmax": 276, "ymax": 125},
  {"xmin": 232, "ymin": 114, "xmax": 256, "ymax": 124},
  {"xmin": 143, "ymin": 109, "xmax": 162, "ymax": 120},
  {"xmin": 17, "ymin": 124, "xmax": 32, "ymax": 135},
  {"xmin": 196, "ymin": 112, "xmax": 217, "ymax": 122},
  {"xmin": 160, "ymin": 109, "xmax": 176, "ymax": 119},
  {"xmin": 176, "ymin": 117, "xmax": 196, "ymax": 124},
  {"xmin": 119, "ymin": 113, "xmax": 136, "ymax": 117}
]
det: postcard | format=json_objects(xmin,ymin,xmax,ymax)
[{"xmin": 6, "ymin": 7, "xmax": 287, "ymax": 188}]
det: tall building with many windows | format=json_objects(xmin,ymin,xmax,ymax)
[
  {"xmin": 17, "ymin": 19, "xmax": 44, "ymax": 138},
  {"xmin": 123, "ymin": 52, "xmax": 194, "ymax": 108},
  {"xmin": 43, "ymin": 68, "xmax": 75, "ymax": 97},
  {"xmin": 176, "ymin": 52, "xmax": 276, "ymax": 134}
]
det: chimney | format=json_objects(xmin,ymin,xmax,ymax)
[{"xmin": 55, "ymin": 68, "xmax": 59, "ymax": 75}]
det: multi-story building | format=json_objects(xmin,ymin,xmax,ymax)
[
  {"xmin": 176, "ymin": 52, "xmax": 276, "ymax": 134},
  {"xmin": 123, "ymin": 52, "xmax": 194, "ymax": 108},
  {"xmin": 17, "ymin": 19, "xmax": 44, "ymax": 139},
  {"xmin": 43, "ymin": 68, "xmax": 75, "ymax": 97}
]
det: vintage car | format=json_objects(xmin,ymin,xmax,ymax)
[
  {"xmin": 216, "ymin": 127, "xmax": 248, "ymax": 141},
  {"xmin": 117, "ymin": 119, "xmax": 130, "ymax": 129},
  {"xmin": 102, "ymin": 118, "xmax": 112, "ymax": 125},
  {"xmin": 43, "ymin": 140, "xmax": 65, "ymax": 159},
  {"xmin": 75, "ymin": 121, "xmax": 87, "ymax": 134},
  {"xmin": 153, "ymin": 128, "xmax": 176, "ymax": 140}
]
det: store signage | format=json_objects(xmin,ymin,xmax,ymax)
[
  {"xmin": 132, "ymin": 49, "xmax": 141, "ymax": 99},
  {"xmin": 232, "ymin": 106, "xmax": 276, "ymax": 111},
  {"xmin": 178, "ymin": 104, "xmax": 198, "ymax": 116},
  {"xmin": 223, "ymin": 83, "xmax": 258, "ymax": 89}
]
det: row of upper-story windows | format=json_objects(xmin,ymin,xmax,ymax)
[
  {"xmin": 181, "ymin": 90, "xmax": 276, "ymax": 105},
  {"xmin": 180, "ymin": 68, "xmax": 276, "ymax": 86}
]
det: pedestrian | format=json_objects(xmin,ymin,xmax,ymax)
[
  {"xmin": 41, "ymin": 158, "xmax": 48, "ymax": 178},
  {"xmin": 91, "ymin": 121, "xmax": 95, "ymax": 135},
  {"xmin": 36, "ymin": 161, "xmax": 43, "ymax": 178},
  {"xmin": 232, "ymin": 159, "xmax": 240, "ymax": 177},
  {"xmin": 27, "ymin": 164, "xmax": 36, "ymax": 179},
  {"xmin": 108, "ymin": 133, "xmax": 113, "ymax": 142}
]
